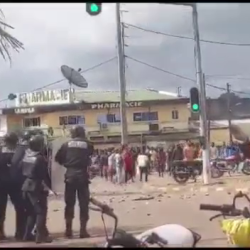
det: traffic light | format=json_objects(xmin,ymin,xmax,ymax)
[
  {"xmin": 190, "ymin": 87, "xmax": 200, "ymax": 113},
  {"xmin": 86, "ymin": 3, "xmax": 102, "ymax": 16}
]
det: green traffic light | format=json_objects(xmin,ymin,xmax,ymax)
[
  {"xmin": 192, "ymin": 103, "xmax": 199, "ymax": 111},
  {"xmin": 90, "ymin": 3, "xmax": 99, "ymax": 12}
]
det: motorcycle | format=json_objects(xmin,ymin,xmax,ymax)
[
  {"xmin": 171, "ymin": 160, "xmax": 202, "ymax": 184},
  {"xmin": 210, "ymin": 154, "xmax": 250, "ymax": 178},
  {"xmin": 89, "ymin": 196, "xmax": 201, "ymax": 247},
  {"xmin": 200, "ymin": 191, "xmax": 250, "ymax": 247}
]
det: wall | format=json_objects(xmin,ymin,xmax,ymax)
[
  {"xmin": 210, "ymin": 128, "xmax": 229, "ymax": 144},
  {"xmin": 5, "ymin": 103, "xmax": 190, "ymax": 136},
  {"xmin": 0, "ymin": 115, "xmax": 7, "ymax": 136}
]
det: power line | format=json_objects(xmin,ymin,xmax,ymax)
[
  {"xmin": 206, "ymin": 74, "xmax": 250, "ymax": 81},
  {"xmin": 125, "ymin": 55, "xmax": 250, "ymax": 96},
  {"xmin": 0, "ymin": 57, "xmax": 116, "ymax": 103},
  {"xmin": 125, "ymin": 23, "xmax": 250, "ymax": 47},
  {"xmin": 126, "ymin": 55, "xmax": 195, "ymax": 83}
]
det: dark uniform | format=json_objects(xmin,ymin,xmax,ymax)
[
  {"xmin": 0, "ymin": 132, "xmax": 25, "ymax": 240},
  {"xmin": 55, "ymin": 126, "xmax": 93, "ymax": 239},
  {"xmin": 21, "ymin": 135, "xmax": 52, "ymax": 243},
  {"xmin": 10, "ymin": 131, "xmax": 36, "ymax": 241}
]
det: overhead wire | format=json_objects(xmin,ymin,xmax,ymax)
[
  {"xmin": 125, "ymin": 23, "xmax": 250, "ymax": 47},
  {"xmin": 0, "ymin": 56, "xmax": 117, "ymax": 103},
  {"xmin": 125, "ymin": 55, "xmax": 250, "ymax": 96}
]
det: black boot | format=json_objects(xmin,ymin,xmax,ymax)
[
  {"xmin": 65, "ymin": 219, "xmax": 73, "ymax": 239},
  {"xmin": 79, "ymin": 221, "xmax": 90, "ymax": 238},
  {"xmin": 23, "ymin": 216, "xmax": 35, "ymax": 242},
  {"xmin": 35, "ymin": 215, "xmax": 52, "ymax": 244},
  {"xmin": 15, "ymin": 213, "xmax": 26, "ymax": 241}
]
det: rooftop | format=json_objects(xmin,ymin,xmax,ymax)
[{"xmin": 74, "ymin": 89, "xmax": 186, "ymax": 103}]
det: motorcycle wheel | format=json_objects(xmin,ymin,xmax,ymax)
[
  {"xmin": 172, "ymin": 167, "xmax": 190, "ymax": 184},
  {"xmin": 210, "ymin": 165, "xmax": 224, "ymax": 178},
  {"xmin": 242, "ymin": 162, "xmax": 250, "ymax": 175}
]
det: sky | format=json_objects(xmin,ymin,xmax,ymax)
[{"xmin": 1, "ymin": 3, "xmax": 250, "ymax": 102}]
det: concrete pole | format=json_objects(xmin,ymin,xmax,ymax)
[
  {"xmin": 192, "ymin": 4, "xmax": 210, "ymax": 184},
  {"xmin": 226, "ymin": 83, "xmax": 233, "ymax": 143},
  {"xmin": 116, "ymin": 3, "xmax": 128, "ymax": 144}
]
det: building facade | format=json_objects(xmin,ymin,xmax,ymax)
[
  {"xmin": 1, "ymin": 89, "xmax": 196, "ymax": 143},
  {"xmin": 2, "ymin": 88, "xmax": 241, "ymax": 145}
]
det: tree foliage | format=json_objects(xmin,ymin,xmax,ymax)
[{"xmin": 0, "ymin": 9, "xmax": 24, "ymax": 64}]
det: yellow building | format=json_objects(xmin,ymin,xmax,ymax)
[{"xmin": 2, "ymin": 88, "xmax": 238, "ymax": 146}]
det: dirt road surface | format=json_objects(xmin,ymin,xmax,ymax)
[{"xmin": 2, "ymin": 174, "xmax": 250, "ymax": 247}]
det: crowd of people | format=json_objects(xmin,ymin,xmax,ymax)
[
  {"xmin": 89, "ymin": 139, "xmax": 250, "ymax": 183},
  {"xmin": 90, "ymin": 146, "xmax": 167, "ymax": 183}
]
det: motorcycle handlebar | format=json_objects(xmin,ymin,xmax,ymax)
[
  {"xmin": 200, "ymin": 204, "xmax": 234, "ymax": 213},
  {"xmin": 200, "ymin": 191, "xmax": 250, "ymax": 219},
  {"xmin": 90, "ymin": 196, "xmax": 117, "ymax": 220},
  {"xmin": 90, "ymin": 196, "xmax": 118, "ymax": 239}
]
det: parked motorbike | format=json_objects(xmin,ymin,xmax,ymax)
[
  {"xmin": 200, "ymin": 191, "xmax": 250, "ymax": 247},
  {"xmin": 210, "ymin": 154, "xmax": 250, "ymax": 178},
  {"xmin": 90, "ymin": 196, "xmax": 201, "ymax": 247},
  {"xmin": 171, "ymin": 160, "xmax": 202, "ymax": 184}
]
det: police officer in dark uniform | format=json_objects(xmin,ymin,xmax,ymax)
[
  {"xmin": 55, "ymin": 125, "xmax": 94, "ymax": 239},
  {"xmin": 10, "ymin": 130, "xmax": 34, "ymax": 240},
  {"xmin": 21, "ymin": 135, "xmax": 52, "ymax": 243},
  {"xmin": 0, "ymin": 132, "xmax": 25, "ymax": 240}
]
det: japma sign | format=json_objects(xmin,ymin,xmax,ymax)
[{"xmin": 15, "ymin": 89, "xmax": 75, "ymax": 107}]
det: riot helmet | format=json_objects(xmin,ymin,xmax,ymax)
[
  {"xmin": 70, "ymin": 125, "xmax": 86, "ymax": 139},
  {"xmin": 29, "ymin": 135, "xmax": 45, "ymax": 152},
  {"xmin": 4, "ymin": 132, "xmax": 18, "ymax": 147}
]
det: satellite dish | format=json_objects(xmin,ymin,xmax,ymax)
[{"xmin": 61, "ymin": 65, "xmax": 88, "ymax": 88}]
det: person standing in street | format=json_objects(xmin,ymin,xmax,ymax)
[
  {"xmin": 21, "ymin": 135, "xmax": 52, "ymax": 243},
  {"xmin": 100, "ymin": 150, "xmax": 109, "ymax": 180},
  {"xmin": 137, "ymin": 150, "xmax": 149, "ymax": 182},
  {"xmin": 156, "ymin": 148, "xmax": 166, "ymax": 177},
  {"xmin": 108, "ymin": 150, "xmax": 116, "ymax": 182},
  {"xmin": 55, "ymin": 125, "xmax": 93, "ymax": 239},
  {"xmin": 210, "ymin": 142, "xmax": 218, "ymax": 160},
  {"xmin": 114, "ymin": 149, "xmax": 123, "ymax": 184},
  {"xmin": 0, "ymin": 132, "xmax": 25, "ymax": 241},
  {"xmin": 10, "ymin": 131, "xmax": 34, "ymax": 241}
]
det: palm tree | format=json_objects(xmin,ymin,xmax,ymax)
[{"xmin": 0, "ymin": 10, "xmax": 24, "ymax": 63}]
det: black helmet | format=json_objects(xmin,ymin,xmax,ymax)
[
  {"xmin": 70, "ymin": 125, "xmax": 86, "ymax": 139},
  {"xmin": 4, "ymin": 132, "xmax": 18, "ymax": 146},
  {"xmin": 29, "ymin": 135, "xmax": 45, "ymax": 152}
]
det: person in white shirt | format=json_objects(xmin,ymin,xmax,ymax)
[
  {"xmin": 137, "ymin": 150, "xmax": 149, "ymax": 182},
  {"xmin": 108, "ymin": 151, "xmax": 116, "ymax": 182},
  {"xmin": 114, "ymin": 149, "xmax": 123, "ymax": 184},
  {"xmin": 210, "ymin": 142, "xmax": 218, "ymax": 160}
]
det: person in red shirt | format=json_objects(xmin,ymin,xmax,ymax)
[
  {"xmin": 156, "ymin": 148, "xmax": 166, "ymax": 177},
  {"xmin": 122, "ymin": 146, "xmax": 134, "ymax": 183}
]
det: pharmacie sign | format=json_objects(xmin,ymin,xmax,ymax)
[
  {"xmin": 91, "ymin": 101, "xmax": 142, "ymax": 110},
  {"xmin": 16, "ymin": 89, "xmax": 75, "ymax": 107}
]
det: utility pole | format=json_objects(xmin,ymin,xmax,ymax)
[
  {"xmin": 121, "ymin": 22, "xmax": 127, "ymax": 90},
  {"xmin": 226, "ymin": 83, "xmax": 233, "ymax": 143},
  {"xmin": 116, "ymin": 3, "xmax": 128, "ymax": 144},
  {"xmin": 203, "ymin": 74, "xmax": 210, "ymax": 145},
  {"xmin": 192, "ymin": 4, "xmax": 210, "ymax": 184}
]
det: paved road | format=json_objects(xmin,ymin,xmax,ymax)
[{"xmin": 2, "ymin": 175, "xmax": 250, "ymax": 247}]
